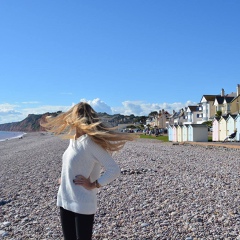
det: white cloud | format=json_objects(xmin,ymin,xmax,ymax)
[
  {"xmin": 21, "ymin": 105, "xmax": 71, "ymax": 115},
  {"xmin": 0, "ymin": 98, "xmax": 197, "ymax": 124},
  {"xmin": 0, "ymin": 103, "xmax": 19, "ymax": 111},
  {"xmin": 0, "ymin": 103, "xmax": 22, "ymax": 116},
  {"xmin": 0, "ymin": 103, "xmax": 24, "ymax": 124},
  {"xmin": 112, "ymin": 100, "xmax": 197, "ymax": 115},
  {"xmin": 0, "ymin": 103, "xmax": 71, "ymax": 124},
  {"xmin": 0, "ymin": 110, "xmax": 22, "ymax": 116},
  {"xmin": 80, "ymin": 98, "xmax": 112, "ymax": 114}
]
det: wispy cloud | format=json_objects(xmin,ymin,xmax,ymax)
[
  {"xmin": 21, "ymin": 105, "xmax": 71, "ymax": 115},
  {"xmin": 21, "ymin": 101, "xmax": 40, "ymax": 104}
]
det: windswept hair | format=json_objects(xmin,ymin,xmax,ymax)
[{"xmin": 40, "ymin": 102, "xmax": 138, "ymax": 152}]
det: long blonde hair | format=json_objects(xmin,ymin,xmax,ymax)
[{"xmin": 40, "ymin": 102, "xmax": 138, "ymax": 152}]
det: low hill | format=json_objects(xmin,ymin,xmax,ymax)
[
  {"xmin": 0, "ymin": 112, "xmax": 60, "ymax": 132},
  {"xmin": 0, "ymin": 112, "xmax": 143, "ymax": 132}
]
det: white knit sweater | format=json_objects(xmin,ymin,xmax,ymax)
[{"xmin": 57, "ymin": 134, "xmax": 120, "ymax": 214}]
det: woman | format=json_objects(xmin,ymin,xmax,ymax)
[{"xmin": 41, "ymin": 102, "xmax": 137, "ymax": 240}]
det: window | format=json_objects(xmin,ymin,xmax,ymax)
[
  {"xmin": 227, "ymin": 104, "xmax": 230, "ymax": 111},
  {"xmin": 197, "ymin": 114, "xmax": 203, "ymax": 118}
]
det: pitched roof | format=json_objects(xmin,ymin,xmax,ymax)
[
  {"xmin": 202, "ymin": 95, "xmax": 221, "ymax": 101},
  {"xmin": 213, "ymin": 117, "xmax": 221, "ymax": 121},
  {"xmin": 227, "ymin": 114, "xmax": 237, "ymax": 119},
  {"xmin": 215, "ymin": 96, "xmax": 225, "ymax": 104},
  {"xmin": 215, "ymin": 96, "xmax": 235, "ymax": 104},
  {"xmin": 231, "ymin": 94, "xmax": 240, "ymax": 103},
  {"xmin": 221, "ymin": 115, "xmax": 229, "ymax": 120},
  {"xmin": 188, "ymin": 106, "xmax": 200, "ymax": 112},
  {"xmin": 224, "ymin": 96, "xmax": 235, "ymax": 103}
]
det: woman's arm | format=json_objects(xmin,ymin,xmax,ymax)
[
  {"xmin": 88, "ymin": 138, "xmax": 121, "ymax": 187},
  {"xmin": 73, "ymin": 175, "xmax": 98, "ymax": 190},
  {"xmin": 73, "ymin": 138, "xmax": 120, "ymax": 190}
]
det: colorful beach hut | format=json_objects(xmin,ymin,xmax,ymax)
[
  {"xmin": 219, "ymin": 116, "xmax": 228, "ymax": 141},
  {"xmin": 235, "ymin": 114, "xmax": 240, "ymax": 141},
  {"xmin": 168, "ymin": 125, "xmax": 173, "ymax": 141},
  {"xmin": 226, "ymin": 115, "xmax": 237, "ymax": 140},
  {"xmin": 212, "ymin": 117, "xmax": 220, "ymax": 141},
  {"xmin": 172, "ymin": 125, "xmax": 178, "ymax": 142},
  {"xmin": 187, "ymin": 124, "xmax": 208, "ymax": 142},
  {"xmin": 177, "ymin": 125, "xmax": 183, "ymax": 142},
  {"xmin": 182, "ymin": 124, "xmax": 189, "ymax": 142}
]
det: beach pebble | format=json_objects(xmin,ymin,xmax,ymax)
[
  {"xmin": 1, "ymin": 222, "xmax": 11, "ymax": 227},
  {"xmin": 141, "ymin": 223, "xmax": 149, "ymax": 227},
  {"xmin": 0, "ymin": 133, "xmax": 240, "ymax": 239},
  {"xmin": 0, "ymin": 230, "xmax": 8, "ymax": 237}
]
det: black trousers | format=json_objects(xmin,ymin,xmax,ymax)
[{"xmin": 60, "ymin": 207, "xmax": 94, "ymax": 240}]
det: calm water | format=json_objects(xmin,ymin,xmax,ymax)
[{"xmin": 0, "ymin": 131, "xmax": 26, "ymax": 141}]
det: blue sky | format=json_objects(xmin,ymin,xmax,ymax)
[{"xmin": 0, "ymin": 0, "xmax": 240, "ymax": 123}]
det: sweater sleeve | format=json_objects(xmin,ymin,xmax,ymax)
[{"xmin": 88, "ymin": 138, "xmax": 120, "ymax": 186}]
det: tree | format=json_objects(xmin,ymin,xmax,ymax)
[
  {"xmin": 140, "ymin": 116, "xmax": 147, "ymax": 124},
  {"xmin": 215, "ymin": 111, "xmax": 222, "ymax": 118},
  {"xmin": 148, "ymin": 111, "xmax": 158, "ymax": 117},
  {"xmin": 202, "ymin": 121, "xmax": 212, "ymax": 127}
]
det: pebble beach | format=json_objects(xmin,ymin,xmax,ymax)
[{"xmin": 0, "ymin": 132, "xmax": 240, "ymax": 240}]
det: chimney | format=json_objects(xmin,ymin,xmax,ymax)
[
  {"xmin": 237, "ymin": 84, "xmax": 240, "ymax": 96},
  {"xmin": 221, "ymin": 88, "xmax": 225, "ymax": 97}
]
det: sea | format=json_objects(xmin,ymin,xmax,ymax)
[{"xmin": 0, "ymin": 131, "xmax": 26, "ymax": 142}]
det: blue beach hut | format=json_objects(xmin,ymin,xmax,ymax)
[
  {"xmin": 168, "ymin": 125, "xmax": 173, "ymax": 142},
  {"xmin": 226, "ymin": 115, "xmax": 237, "ymax": 140},
  {"xmin": 235, "ymin": 114, "xmax": 240, "ymax": 141}
]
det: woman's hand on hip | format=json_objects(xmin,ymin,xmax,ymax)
[
  {"xmin": 73, "ymin": 175, "xmax": 95, "ymax": 190},
  {"xmin": 58, "ymin": 177, "xmax": 61, "ymax": 185}
]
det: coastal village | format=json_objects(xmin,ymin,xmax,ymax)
[
  {"xmin": 1, "ymin": 84, "xmax": 240, "ymax": 143},
  {"xmin": 139, "ymin": 84, "xmax": 240, "ymax": 142}
]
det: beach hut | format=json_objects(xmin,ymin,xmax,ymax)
[
  {"xmin": 226, "ymin": 115, "xmax": 237, "ymax": 140},
  {"xmin": 177, "ymin": 125, "xmax": 183, "ymax": 142},
  {"xmin": 212, "ymin": 117, "xmax": 220, "ymax": 141},
  {"xmin": 172, "ymin": 125, "xmax": 178, "ymax": 142},
  {"xmin": 187, "ymin": 124, "xmax": 208, "ymax": 142},
  {"xmin": 182, "ymin": 124, "xmax": 189, "ymax": 141},
  {"xmin": 235, "ymin": 114, "xmax": 240, "ymax": 141},
  {"xmin": 168, "ymin": 125, "xmax": 173, "ymax": 141},
  {"xmin": 219, "ymin": 116, "xmax": 228, "ymax": 141}
]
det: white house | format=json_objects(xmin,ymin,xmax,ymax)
[
  {"xmin": 214, "ymin": 96, "xmax": 235, "ymax": 115},
  {"xmin": 185, "ymin": 106, "xmax": 203, "ymax": 124}
]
